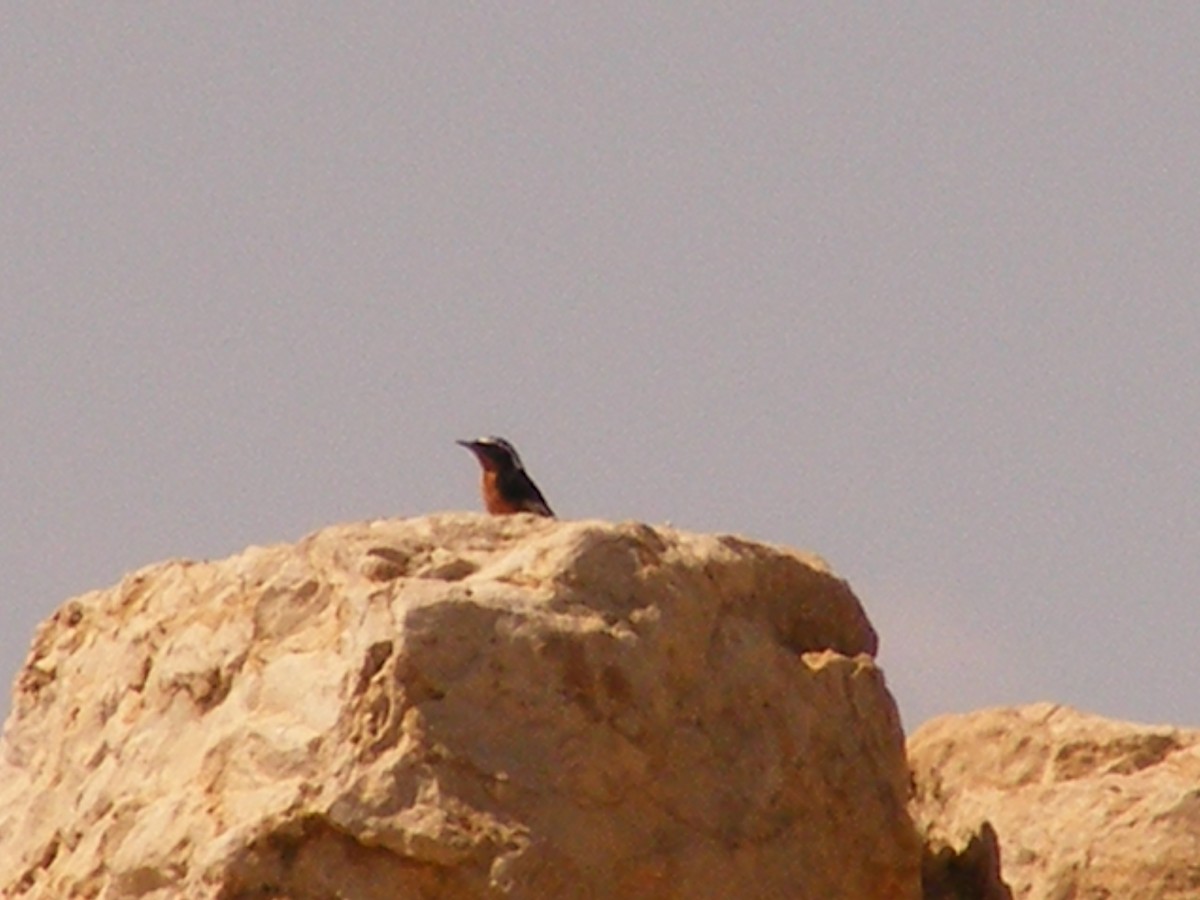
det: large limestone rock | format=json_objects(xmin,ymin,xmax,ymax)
[
  {"xmin": 909, "ymin": 703, "xmax": 1200, "ymax": 900},
  {"xmin": 0, "ymin": 515, "xmax": 920, "ymax": 899}
]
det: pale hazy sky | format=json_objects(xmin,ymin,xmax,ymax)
[{"xmin": 3, "ymin": 7, "xmax": 1197, "ymax": 730}]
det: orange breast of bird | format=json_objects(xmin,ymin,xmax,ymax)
[{"xmin": 480, "ymin": 470, "xmax": 525, "ymax": 514}]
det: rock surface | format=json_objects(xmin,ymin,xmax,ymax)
[
  {"xmin": 909, "ymin": 703, "xmax": 1200, "ymax": 900},
  {"xmin": 0, "ymin": 514, "xmax": 920, "ymax": 899}
]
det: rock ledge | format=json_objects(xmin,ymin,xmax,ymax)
[
  {"xmin": 910, "ymin": 703, "xmax": 1200, "ymax": 900},
  {"xmin": 1, "ymin": 515, "xmax": 920, "ymax": 899}
]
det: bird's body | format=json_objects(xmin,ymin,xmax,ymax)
[{"xmin": 457, "ymin": 436, "xmax": 554, "ymax": 517}]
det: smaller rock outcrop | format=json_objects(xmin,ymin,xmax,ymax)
[{"xmin": 909, "ymin": 703, "xmax": 1200, "ymax": 900}]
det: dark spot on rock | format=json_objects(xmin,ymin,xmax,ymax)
[
  {"xmin": 601, "ymin": 665, "xmax": 632, "ymax": 707},
  {"xmin": 357, "ymin": 641, "xmax": 394, "ymax": 691}
]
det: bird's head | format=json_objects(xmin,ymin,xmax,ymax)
[{"xmin": 456, "ymin": 436, "xmax": 524, "ymax": 473}]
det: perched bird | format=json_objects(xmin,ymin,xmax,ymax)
[{"xmin": 457, "ymin": 436, "xmax": 555, "ymax": 517}]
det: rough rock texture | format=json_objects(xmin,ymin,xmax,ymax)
[
  {"xmin": 0, "ymin": 514, "xmax": 921, "ymax": 899},
  {"xmin": 910, "ymin": 703, "xmax": 1200, "ymax": 900}
]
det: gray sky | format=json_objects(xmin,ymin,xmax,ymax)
[{"xmin": 3, "ymin": 7, "xmax": 1197, "ymax": 731}]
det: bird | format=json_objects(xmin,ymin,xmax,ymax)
[{"xmin": 457, "ymin": 436, "xmax": 555, "ymax": 517}]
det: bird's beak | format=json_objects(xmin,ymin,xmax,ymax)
[{"xmin": 456, "ymin": 439, "xmax": 478, "ymax": 451}]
